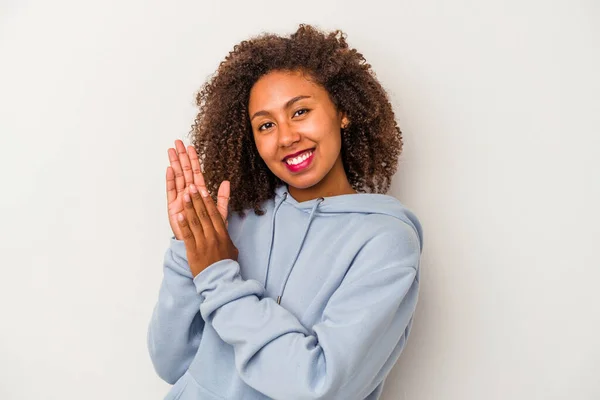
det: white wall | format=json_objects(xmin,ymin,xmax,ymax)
[{"xmin": 1, "ymin": 1, "xmax": 598, "ymax": 399}]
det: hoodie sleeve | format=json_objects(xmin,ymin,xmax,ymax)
[
  {"xmin": 193, "ymin": 223, "xmax": 421, "ymax": 400},
  {"xmin": 147, "ymin": 237, "xmax": 205, "ymax": 384}
]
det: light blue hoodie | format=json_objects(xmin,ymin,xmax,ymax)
[{"xmin": 148, "ymin": 184, "xmax": 423, "ymax": 400}]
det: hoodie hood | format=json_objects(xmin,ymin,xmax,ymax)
[
  {"xmin": 265, "ymin": 184, "xmax": 423, "ymax": 304},
  {"xmin": 273, "ymin": 184, "xmax": 423, "ymax": 248}
]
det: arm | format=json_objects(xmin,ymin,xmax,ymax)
[
  {"xmin": 193, "ymin": 224, "xmax": 421, "ymax": 400},
  {"xmin": 148, "ymin": 140, "xmax": 231, "ymax": 383},
  {"xmin": 147, "ymin": 237, "xmax": 205, "ymax": 384}
]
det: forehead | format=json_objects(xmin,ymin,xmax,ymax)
[{"xmin": 248, "ymin": 70, "xmax": 325, "ymax": 111}]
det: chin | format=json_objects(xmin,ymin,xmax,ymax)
[
  {"xmin": 281, "ymin": 173, "xmax": 324, "ymax": 190},
  {"xmin": 286, "ymin": 181, "xmax": 314, "ymax": 190}
]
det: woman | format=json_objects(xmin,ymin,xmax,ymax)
[{"xmin": 148, "ymin": 24, "xmax": 423, "ymax": 400}]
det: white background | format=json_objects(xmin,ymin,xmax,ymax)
[{"xmin": 1, "ymin": 1, "xmax": 598, "ymax": 399}]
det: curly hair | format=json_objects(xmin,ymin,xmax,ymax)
[{"xmin": 189, "ymin": 24, "xmax": 403, "ymax": 217}]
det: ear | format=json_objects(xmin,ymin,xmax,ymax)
[{"xmin": 341, "ymin": 115, "xmax": 349, "ymax": 129}]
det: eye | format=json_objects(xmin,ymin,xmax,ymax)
[
  {"xmin": 293, "ymin": 109, "xmax": 310, "ymax": 117},
  {"xmin": 258, "ymin": 122, "xmax": 274, "ymax": 131}
]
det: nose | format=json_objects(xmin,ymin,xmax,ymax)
[{"xmin": 277, "ymin": 122, "xmax": 300, "ymax": 148}]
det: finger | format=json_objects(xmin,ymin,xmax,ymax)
[
  {"xmin": 188, "ymin": 184, "xmax": 214, "ymax": 234},
  {"xmin": 192, "ymin": 183, "xmax": 226, "ymax": 236},
  {"xmin": 168, "ymin": 148, "xmax": 185, "ymax": 195},
  {"xmin": 183, "ymin": 189, "xmax": 205, "ymax": 239},
  {"xmin": 175, "ymin": 140, "xmax": 193, "ymax": 187},
  {"xmin": 176, "ymin": 212, "xmax": 196, "ymax": 249},
  {"xmin": 166, "ymin": 166, "xmax": 177, "ymax": 204},
  {"xmin": 187, "ymin": 146, "xmax": 207, "ymax": 189},
  {"xmin": 216, "ymin": 180, "xmax": 230, "ymax": 225}
]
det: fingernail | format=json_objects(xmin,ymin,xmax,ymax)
[
  {"xmin": 184, "ymin": 193, "xmax": 191, "ymax": 202},
  {"xmin": 200, "ymin": 188, "xmax": 209, "ymax": 197},
  {"xmin": 190, "ymin": 184, "xmax": 197, "ymax": 193},
  {"xmin": 177, "ymin": 213, "xmax": 184, "ymax": 221}
]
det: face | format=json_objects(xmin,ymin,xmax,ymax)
[{"xmin": 248, "ymin": 70, "xmax": 350, "ymax": 195}]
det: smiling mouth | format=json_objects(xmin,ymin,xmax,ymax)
[{"xmin": 283, "ymin": 148, "xmax": 315, "ymax": 165}]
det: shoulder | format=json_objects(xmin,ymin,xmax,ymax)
[
  {"xmin": 357, "ymin": 213, "xmax": 419, "ymax": 244},
  {"xmin": 360, "ymin": 214, "xmax": 420, "ymax": 254},
  {"xmin": 339, "ymin": 214, "xmax": 422, "ymax": 285}
]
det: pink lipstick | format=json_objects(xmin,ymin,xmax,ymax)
[{"xmin": 283, "ymin": 148, "xmax": 315, "ymax": 173}]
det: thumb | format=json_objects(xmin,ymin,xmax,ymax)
[{"xmin": 217, "ymin": 180, "xmax": 230, "ymax": 226}]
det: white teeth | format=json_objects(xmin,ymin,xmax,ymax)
[{"xmin": 286, "ymin": 150, "xmax": 313, "ymax": 165}]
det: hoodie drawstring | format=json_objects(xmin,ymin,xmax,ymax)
[
  {"xmin": 263, "ymin": 192, "xmax": 287, "ymax": 291},
  {"xmin": 276, "ymin": 197, "xmax": 324, "ymax": 304},
  {"xmin": 262, "ymin": 190, "xmax": 325, "ymax": 305}
]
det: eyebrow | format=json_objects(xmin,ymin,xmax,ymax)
[{"xmin": 250, "ymin": 95, "xmax": 312, "ymax": 121}]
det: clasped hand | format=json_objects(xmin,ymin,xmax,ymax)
[{"xmin": 166, "ymin": 140, "xmax": 238, "ymax": 277}]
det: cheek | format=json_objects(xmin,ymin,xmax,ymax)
[
  {"xmin": 253, "ymin": 136, "xmax": 276, "ymax": 161},
  {"xmin": 302, "ymin": 113, "xmax": 339, "ymax": 143},
  {"xmin": 302, "ymin": 118, "xmax": 325, "ymax": 138}
]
